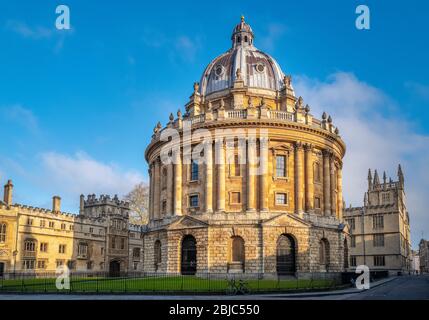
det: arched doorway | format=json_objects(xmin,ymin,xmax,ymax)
[
  {"xmin": 0, "ymin": 262, "xmax": 4, "ymax": 277},
  {"xmin": 181, "ymin": 235, "xmax": 197, "ymax": 275},
  {"xmin": 276, "ymin": 234, "xmax": 296, "ymax": 275},
  {"xmin": 109, "ymin": 260, "xmax": 121, "ymax": 277}
]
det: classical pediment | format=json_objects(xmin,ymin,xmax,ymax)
[
  {"xmin": 166, "ymin": 215, "xmax": 208, "ymax": 230},
  {"xmin": 262, "ymin": 213, "xmax": 312, "ymax": 228}
]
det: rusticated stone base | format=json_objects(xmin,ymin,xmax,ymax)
[{"xmin": 142, "ymin": 212, "xmax": 350, "ymax": 275}]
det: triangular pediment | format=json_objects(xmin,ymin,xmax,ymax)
[
  {"xmin": 166, "ymin": 215, "xmax": 208, "ymax": 230},
  {"xmin": 262, "ymin": 213, "xmax": 312, "ymax": 228}
]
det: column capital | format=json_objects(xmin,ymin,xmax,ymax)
[
  {"xmin": 304, "ymin": 143, "xmax": 313, "ymax": 152},
  {"xmin": 322, "ymin": 148, "xmax": 333, "ymax": 157},
  {"xmin": 293, "ymin": 141, "xmax": 304, "ymax": 150}
]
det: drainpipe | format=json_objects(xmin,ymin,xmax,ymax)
[
  {"xmin": 13, "ymin": 212, "xmax": 20, "ymax": 277},
  {"xmin": 362, "ymin": 204, "xmax": 367, "ymax": 266}
]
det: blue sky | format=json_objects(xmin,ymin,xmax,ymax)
[{"xmin": 0, "ymin": 0, "xmax": 428, "ymax": 247}]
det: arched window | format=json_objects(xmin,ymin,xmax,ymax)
[
  {"xmin": 154, "ymin": 240, "xmax": 162, "ymax": 271},
  {"xmin": 244, "ymin": 36, "xmax": 248, "ymax": 43},
  {"xmin": 162, "ymin": 168, "xmax": 168, "ymax": 190},
  {"xmin": 0, "ymin": 223, "xmax": 6, "ymax": 243},
  {"xmin": 231, "ymin": 236, "xmax": 245, "ymax": 264},
  {"xmin": 191, "ymin": 160, "xmax": 199, "ymax": 181},
  {"xmin": 319, "ymin": 238, "xmax": 330, "ymax": 268}
]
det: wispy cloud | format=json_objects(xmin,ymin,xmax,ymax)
[
  {"xmin": 294, "ymin": 72, "xmax": 429, "ymax": 247},
  {"xmin": 5, "ymin": 19, "xmax": 74, "ymax": 53},
  {"xmin": 39, "ymin": 151, "xmax": 145, "ymax": 198},
  {"xmin": 5, "ymin": 20, "xmax": 53, "ymax": 39},
  {"xmin": 0, "ymin": 105, "xmax": 39, "ymax": 133},
  {"xmin": 405, "ymin": 81, "xmax": 429, "ymax": 102},
  {"xmin": 259, "ymin": 22, "xmax": 287, "ymax": 52},
  {"xmin": 141, "ymin": 28, "xmax": 202, "ymax": 63}
]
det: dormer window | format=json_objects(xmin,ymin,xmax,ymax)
[
  {"xmin": 215, "ymin": 65, "xmax": 224, "ymax": 77},
  {"xmin": 256, "ymin": 63, "xmax": 265, "ymax": 73}
]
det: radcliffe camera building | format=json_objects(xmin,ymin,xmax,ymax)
[
  {"xmin": 144, "ymin": 17, "xmax": 349, "ymax": 277},
  {"xmin": 344, "ymin": 166, "xmax": 412, "ymax": 275}
]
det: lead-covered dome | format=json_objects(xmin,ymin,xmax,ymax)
[{"xmin": 199, "ymin": 16, "xmax": 287, "ymax": 96}]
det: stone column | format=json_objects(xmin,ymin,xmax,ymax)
[
  {"xmin": 148, "ymin": 165, "xmax": 154, "ymax": 220},
  {"xmin": 259, "ymin": 137, "xmax": 269, "ymax": 211},
  {"xmin": 304, "ymin": 144, "xmax": 314, "ymax": 212},
  {"xmin": 337, "ymin": 163, "xmax": 343, "ymax": 221},
  {"xmin": 323, "ymin": 150, "xmax": 331, "ymax": 216},
  {"xmin": 330, "ymin": 156, "xmax": 336, "ymax": 217},
  {"xmin": 153, "ymin": 158, "xmax": 161, "ymax": 219},
  {"xmin": 166, "ymin": 163, "xmax": 173, "ymax": 216},
  {"xmin": 294, "ymin": 142, "xmax": 304, "ymax": 216},
  {"xmin": 247, "ymin": 137, "xmax": 257, "ymax": 212},
  {"xmin": 173, "ymin": 149, "xmax": 182, "ymax": 216},
  {"xmin": 205, "ymin": 141, "xmax": 213, "ymax": 213},
  {"xmin": 215, "ymin": 138, "xmax": 226, "ymax": 212}
]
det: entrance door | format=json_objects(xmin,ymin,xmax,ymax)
[
  {"xmin": 0, "ymin": 262, "xmax": 4, "ymax": 277},
  {"xmin": 181, "ymin": 235, "xmax": 197, "ymax": 275},
  {"xmin": 109, "ymin": 260, "xmax": 121, "ymax": 277},
  {"xmin": 276, "ymin": 234, "xmax": 296, "ymax": 275}
]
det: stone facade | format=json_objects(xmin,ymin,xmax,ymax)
[
  {"xmin": 144, "ymin": 18, "xmax": 349, "ymax": 277},
  {"xmin": 344, "ymin": 167, "xmax": 412, "ymax": 275},
  {"xmin": 0, "ymin": 180, "xmax": 144, "ymax": 275},
  {"xmin": 419, "ymin": 239, "xmax": 429, "ymax": 274}
]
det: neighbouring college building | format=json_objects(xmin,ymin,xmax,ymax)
[
  {"xmin": 344, "ymin": 167, "xmax": 412, "ymax": 275},
  {"xmin": 0, "ymin": 180, "xmax": 144, "ymax": 276}
]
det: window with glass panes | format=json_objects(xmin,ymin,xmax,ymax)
[
  {"xmin": 189, "ymin": 195, "xmax": 199, "ymax": 207},
  {"xmin": 191, "ymin": 161, "xmax": 199, "ymax": 181},
  {"xmin": 276, "ymin": 193, "xmax": 288, "ymax": 205},
  {"xmin": 276, "ymin": 155, "xmax": 287, "ymax": 177}
]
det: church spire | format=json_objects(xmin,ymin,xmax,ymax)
[
  {"xmin": 398, "ymin": 164, "xmax": 404, "ymax": 188},
  {"xmin": 367, "ymin": 169, "xmax": 373, "ymax": 190},
  {"xmin": 373, "ymin": 169, "xmax": 380, "ymax": 186}
]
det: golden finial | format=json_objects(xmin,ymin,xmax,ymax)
[{"xmin": 241, "ymin": 15, "xmax": 245, "ymax": 22}]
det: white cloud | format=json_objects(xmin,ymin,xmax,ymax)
[
  {"xmin": 294, "ymin": 72, "xmax": 429, "ymax": 247},
  {"xmin": 6, "ymin": 20, "xmax": 52, "ymax": 39},
  {"xmin": 40, "ymin": 151, "xmax": 145, "ymax": 198},
  {"xmin": 1, "ymin": 105, "xmax": 39, "ymax": 133}
]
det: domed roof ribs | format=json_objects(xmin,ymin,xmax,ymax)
[{"xmin": 199, "ymin": 17, "xmax": 291, "ymax": 97}]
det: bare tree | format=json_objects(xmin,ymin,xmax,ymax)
[{"xmin": 124, "ymin": 182, "xmax": 149, "ymax": 225}]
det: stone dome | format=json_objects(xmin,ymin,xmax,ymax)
[{"xmin": 199, "ymin": 16, "xmax": 288, "ymax": 97}]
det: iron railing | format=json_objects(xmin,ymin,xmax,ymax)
[{"xmin": 0, "ymin": 272, "xmax": 356, "ymax": 294}]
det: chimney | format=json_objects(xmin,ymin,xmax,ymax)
[
  {"xmin": 3, "ymin": 180, "xmax": 13, "ymax": 205},
  {"xmin": 52, "ymin": 196, "xmax": 61, "ymax": 212},
  {"xmin": 79, "ymin": 194, "xmax": 85, "ymax": 213}
]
